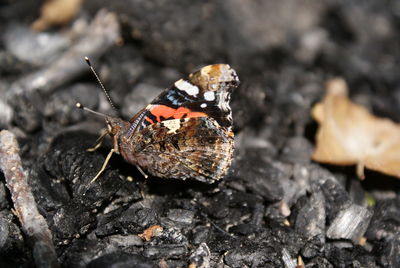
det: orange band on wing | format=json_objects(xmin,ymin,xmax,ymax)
[
  {"xmin": 149, "ymin": 105, "xmax": 207, "ymax": 122},
  {"xmin": 145, "ymin": 116, "xmax": 154, "ymax": 124}
]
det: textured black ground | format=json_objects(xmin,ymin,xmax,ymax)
[{"xmin": 0, "ymin": 0, "xmax": 400, "ymax": 267}]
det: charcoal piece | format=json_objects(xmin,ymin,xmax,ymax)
[
  {"xmin": 0, "ymin": 211, "xmax": 26, "ymax": 252},
  {"xmin": 0, "ymin": 215, "xmax": 9, "ymax": 249},
  {"xmin": 166, "ymin": 209, "xmax": 195, "ymax": 225},
  {"xmin": 87, "ymin": 252, "xmax": 155, "ymax": 268},
  {"xmin": 191, "ymin": 226, "xmax": 210, "ymax": 246},
  {"xmin": 9, "ymin": 93, "xmax": 42, "ymax": 132},
  {"xmin": 228, "ymin": 191, "xmax": 263, "ymax": 211},
  {"xmin": 189, "ymin": 243, "xmax": 211, "ymax": 268},
  {"xmin": 324, "ymin": 243, "xmax": 375, "ymax": 268},
  {"xmin": 115, "ymin": 206, "xmax": 159, "ymax": 234},
  {"xmin": 60, "ymin": 239, "xmax": 113, "ymax": 267},
  {"xmin": 94, "ymin": 207, "xmax": 128, "ymax": 237},
  {"xmin": 309, "ymin": 168, "xmax": 352, "ymax": 221},
  {"xmin": 107, "ymin": 234, "xmax": 143, "ymax": 248},
  {"xmin": 0, "ymin": 212, "xmax": 30, "ymax": 266},
  {"xmin": 229, "ymin": 148, "xmax": 285, "ymax": 202},
  {"xmin": 224, "ymin": 245, "xmax": 282, "ymax": 268},
  {"xmin": 374, "ymin": 238, "xmax": 400, "ymax": 268},
  {"xmin": 294, "ymin": 190, "xmax": 326, "ymax": 240},
  {"xmin": 301, "ymin": 235, "xmax": 325, "ymax": 259},
  {"xmin": 43, "ymin": 83, "xmax": 100, "ymax": 126},
  {"xmin": 327, "ymin": 204, "xmax": 373, "ymax": 243},
  {"xmin": 51, "ymin": 205, "xmax": 96, "ymax": 240},
  {"xmin": 33, "ymin": 131, "xmax": 124, "ymax": 209},
  {"xmin": 281, "ymin": 248, "xmax": 296, "ymax": 268},
  {"xmin": 280, "ymin": 136, "xmax": 314, "ymax": 164},
  {"xmin": 201, "ymin": 191, "xmax": 230, "ymax": 219},
  {"xmin": 271, "ymin": 224, "xmax": 306, "ymax": 256},
  {"xmin": 143, "ymin": 244, "xmax": 187, "ymax": 259},
  {"xmin": 98, "ymin": 206, "xmax": 158, "ymax": 236},
  {"xmin": 305, "ymin": 257, "xmax": 333, "ymax": 268},
  {"xmin": 228, "ymin": 223, "xmax": 260, "ymax": 236},
  {"xmin": 157, "ymin": 226, "xmax": 187, "ymax": 244},
  {"xmin": 279, "ymin": 165, "xmax": 309, "ymax": 208},
  {"xmin": 366, "ymin": 198, "xmax": 400, "ymax": 241},
  {"xmin": 247, "ymin": 202, "xmax": 265, "ymax": 226},
  {"xmin": 209, "ymin": 233, "xmax": 240, "ymax": 253},
  {"xmin": 32, "ymin": 131, "xmax": 134, "ymax": 242}
]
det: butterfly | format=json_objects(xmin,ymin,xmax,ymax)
[{"xmin": 78, "ymin": 62, "xmax": 239, "ymax": 183}]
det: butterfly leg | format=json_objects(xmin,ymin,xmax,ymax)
[
  {"xmin": 87, "ymin": 131, "xmax": 108, "ymax": 152},
  {"xmin": 89, "ymin": 148, "xmax": 115, "ymax": 184}
]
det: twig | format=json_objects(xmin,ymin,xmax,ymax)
[
  {"xmin": 0, "ymin": 130, "xmax": 59, "ymax": 268},
  {"xmin": 7, "ymin": 9, "xmax": 120, "ymax": 99}
]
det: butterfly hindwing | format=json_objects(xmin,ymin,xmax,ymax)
[{"xmin": 119, "ymin": 117, "xmax": 234, "ymax": 182}]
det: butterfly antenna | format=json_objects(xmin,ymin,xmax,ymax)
[
  {"xmin": 76, "ymin": 102, "xmax": 109, "ymax": 118},
  {"xmin": 85, "ymin": 57, "xmax": 117, "ymax": 111}
]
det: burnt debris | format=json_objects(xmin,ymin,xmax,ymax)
[{"xmin": 1, "ymin": 1, "xmax": 400, "ymax": 267}]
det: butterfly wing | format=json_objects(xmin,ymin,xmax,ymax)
[
  {"xmin": 125, "ymin": 64, "xmax": 239, "ymax": 136},
  {"xmin": 119, "ymin": 117, "xmax": 234, "ymax": 182},
  {"xmin": 119, "ymin": 64, "xmax": 239, "ymax": 182}
]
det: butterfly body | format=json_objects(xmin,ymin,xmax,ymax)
[{"xmin": 105, "ymin": 64, "xmax": 239, "ymax": 183}]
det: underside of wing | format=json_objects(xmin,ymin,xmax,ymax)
[{"xmin": 119, "ymin": 117, "xmax": 234, "ymax": 183}]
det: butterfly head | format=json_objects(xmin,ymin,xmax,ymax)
[{"xmin": 105, "ymin": 116, "xmax": 129, "ymax": 153}]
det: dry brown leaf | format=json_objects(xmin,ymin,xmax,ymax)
[
  {"xmin": 138, "ymin": 225, "xmax": 163, "ymax": 241},
  {"xmin": 32, "ymin": 0, "xmax": 83, "ymax": 31},
  {"xmin": 312, "ymin": 78, "xmax": 400, "ymax": 179}
]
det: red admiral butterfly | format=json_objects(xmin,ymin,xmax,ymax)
[{"xmin": 78, "ymin": 61, "xmax": 239, "ymax": 183}]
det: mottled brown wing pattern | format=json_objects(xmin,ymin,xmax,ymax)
[
  {"xmin": 101, "ymin": 64, "xmax": 239, "ymax": 183},
  {"xmin": 118, "ymin": 117, "xmax": 234, "ymax": 183}
]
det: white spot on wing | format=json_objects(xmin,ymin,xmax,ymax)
[
  {"xmin": 200, "ymin": 103, "xmax": 207, "ymax": 108},
  {"xmin": 174, "ymin": 79, "xmax": 199, "ymax": 96},
  {"xmin": 218, "ymin": 90, "xmax": 231, "ymax": 112},
  {"xmin": 204, "ymin": 91, "xmax": 215, "ymax": 101},
  {"xmin": 162, "ymin": 119, "xmax": 182, "ymax": 134}
]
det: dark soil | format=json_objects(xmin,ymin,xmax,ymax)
[{"xmin": 0, "ymin": 0, "xmax": 399, "ymax": 267}]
